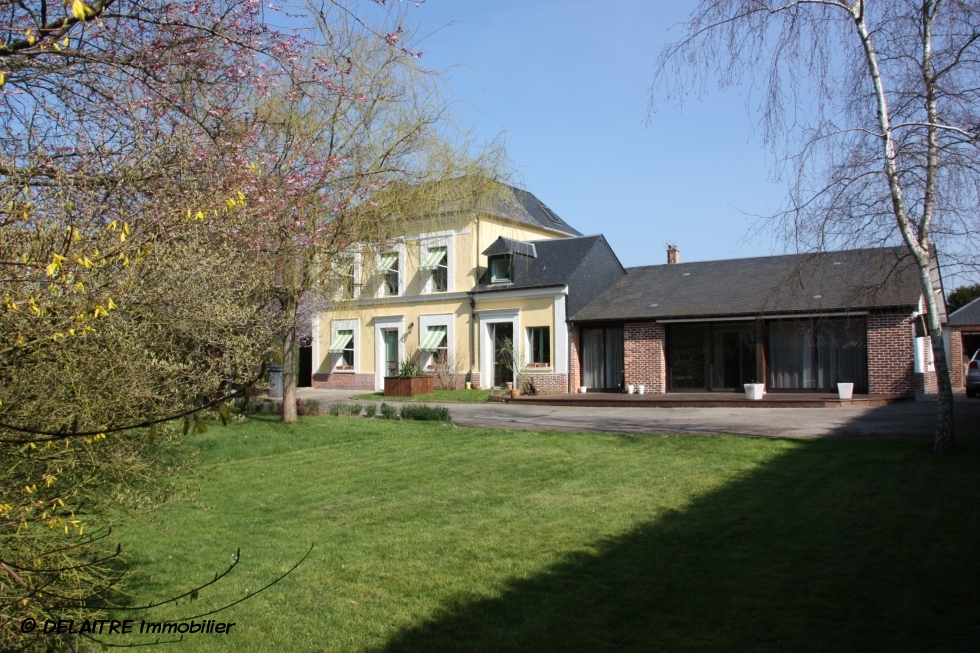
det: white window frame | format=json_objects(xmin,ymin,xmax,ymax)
[
  {"xmin": 334, "ymin": 253, "xmax": 362, "ymax": 301},
  {"xmin": 418, "ymin": 313, "xmax": 454, "ymax": 371},
  {"xmin": 554, "ymin": 292, "xmax": 569, "ymax": 374},
  {"xmin": 375, "ymin": 243, "xmax": 406, "ymax": 298},
  {"xmin": 489, "ymin": 254, "xmax": 513, "ymax": 284},
  {"xmin": 524, "ymin": 325, "xmax": 553, "ymax": 370},
  {"xmin": 330, "ymin": 318, "xmax": 359, "ymax": 373},
  {"xmin": 420, "ymin": 236, "xmax": 454, "ymax": 294},
  {"xmin": 374, "ymin": 316, "xmax": 405, "ymax": 390},
  {"xmin": 478, "ymin": 309, "xmax": 521, "ymax": 389}
]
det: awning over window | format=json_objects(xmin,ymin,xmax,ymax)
[
  {"xmin": 327, "ymin": 331, "xmax": 353, "ymax": 353},
  {"xmin": 419, "ymin": 247, "xmax": 447, "ymax": 270},
  {"xmin": 379, "ymin": 253, "xmax": 398, "ymax": 271},
  {"xmin": 418, "ymin": 325, "xmax": 447, "ymax": 352}
]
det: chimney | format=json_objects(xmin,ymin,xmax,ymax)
[{"xmin": 666, "ymin": 242, "xmax": 680, "ymax": 265}]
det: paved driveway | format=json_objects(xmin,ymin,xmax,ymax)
[{"xmin": 298, "ymin": 387, "xmax": 980, "ymax": 439}]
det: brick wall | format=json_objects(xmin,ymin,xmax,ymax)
[
  {"xmin": 951, "ymin": 328, "xmax": 963, "ymax": 386},
  {"xmin": 312, "ymin": 373, "xmax": 375, "ymax": 390},
  {"xmin": 524, "ymin": 373, "xmax": 568, "ymax": 395},
  {"xmin": 569, "ymin": 326, "xmax": 581, "ymax": 392},
  {"xmin": 624, "ymin": 322, "xmax": 667, "ymax": 393},
  {"xmin": 867, "ymin": 313, "xmax": 916, "ymax": 396}
]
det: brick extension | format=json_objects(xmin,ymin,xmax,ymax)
[
  {"xmin": 312, "ymin": 373, "xmax": 375, "ymax": 390},
  {"xmin": 569, "ymin": 326, "xmax": 582, "ymax": 392},
  {"xmin": 867, "ymin": 312, "xmax": 916, "ymax": 396},
  {"xmin": 567, "ymin": 312, "xmax": 921, "ymax": 397},
  {"xmin": 523, "ymin": 373, "xmax": 569, "ymax": 395},
  {"xmin": 623, "ymin": 322, "xmax": 667, "ymax": 393}
]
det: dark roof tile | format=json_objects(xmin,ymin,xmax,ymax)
[{"xmin": 571, "ymin": 247, "xmax": 925, "ymax": 322}]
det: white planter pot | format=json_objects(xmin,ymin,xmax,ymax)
[
  {"xmin": 579, "ymin": 386, "xmax": 588, "ymax": 394},
  {"xmin": 637, "ymin": 385, "xmax": 645, "ymax": 395},
  {"xmin": 627, "ymin": 384, "xmax": 635, "ymax": 394},
  {"xmin": 837, "ymin": 382, "xmax": 854, "ymax": 400},
  {"xmin": 744, "ymin": 383, "xmax": 765, "ymax": 400}
]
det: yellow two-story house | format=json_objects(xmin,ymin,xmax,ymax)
[{"xmin": 312, "ymin": 183, "xmax": 626, "ymax": 392}]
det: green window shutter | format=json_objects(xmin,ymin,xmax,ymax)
[
  {"xmin": 418, "ymin": 325, "xmax": 447, "ymax": 351},
  {"xmin": 420, "ymin": 247, "xmax": 447, "ymax": 270},
  {"xmin": 328, "ymin": 330, "xmax": 354, "ymax": 353},
  {"xmin": 379, "ymin": 253, "xmax": 398, "ymax": 271}
]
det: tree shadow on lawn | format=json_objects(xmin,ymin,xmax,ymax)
[{"xmin": 373, "ymin": 437, "xmax": 980, "ymax": 653}]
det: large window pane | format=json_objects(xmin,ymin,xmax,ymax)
[
  {"xmin": 768, "ymin": 318, "xmax": 867, "ymax": 391},
  {"xmin": 604, "ymin": 327, "xmax": 624, "ymax": 390},
  {"xmin": 768, "ymin": 321, "xmax": 813, "ymax": 389},
  {"xmin": 668, "ymin": 324, "xmax": 708, "ymax": 389},
  {"xmin": 582, "ymin": 328, "xmax": 605, "ymax": 388},
  {"xmin": 712, "ymin": 323, "xmax": 758, "ymax": 388}
]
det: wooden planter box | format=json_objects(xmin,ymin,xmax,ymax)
[{"xmin": 384, "ymin": 375, "xmax": 433, "ymax": 397}]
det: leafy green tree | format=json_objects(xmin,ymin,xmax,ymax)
[{"xmin": 947, "ymin": 284, "xmax": 980, "ymax": 313}]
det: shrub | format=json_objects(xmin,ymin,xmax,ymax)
[
  {"xmin": 399, "ymin": 404, "xmax": 450, "ymax": 422},
  {"xmin": 328, "ymin": 403, "xmax": 343, "ymax": 417},
  {"xmin": 379, "ymin": 403, "xmax": 398, "ymax": 420},
  {"xmin": 305, "ymin": 399, "xmax": 321, "ymax": 416},
  {"xmin": 364, "ymin": 404, "xmax": 378, "ymax": 418},
  {"xmin": 344, "ymin": 403, "xmax": 362, "ymax": 417}
]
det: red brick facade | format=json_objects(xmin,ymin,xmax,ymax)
[
  {"xmin": 569, "ymin": 326, "xmax": 582, "ymax": 392},
  {"xmin": 523, "ymin": 372, "xmax": 568, "ymax": 395},
  {"xmin": 567, "ymin": 312, "xmax": 921, "ymax": 397},
  {"xmin": 867, "ymin": 313, "xmax": 916, "ymax": 396},
  {"xmin": 312, "ymin": 373, "xmax": 375, "ymax": 390},
  {"xmin": 623, "ymin": 322, "xmax": 667, "ymax": 393}
]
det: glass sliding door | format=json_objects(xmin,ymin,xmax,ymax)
[
  {"xmin": 767, "ymin": 318, "xmax": 867, "ymax": 391},
  {"xmin": 581, "ymin": 326, "xmax": 625, "ymax": 391},
  {"xmin": 667, "ymin": 322, "xmax": 757, "ymax": 391},
  {"xmin": 711, "ymin": 323, "xmax": 758, "ymax": 389},
  {"xmin": 668, "ymin": 324, "xmax": 708, "ymax": 389}
]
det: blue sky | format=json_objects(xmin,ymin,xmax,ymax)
[{"xmin": 405, "ymin": 1, "xmax": 789, "ymax": 268}]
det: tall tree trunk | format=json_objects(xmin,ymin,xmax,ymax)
[
  {"xmin": 931, "ymin": 331, "xmax": 954, "ymax": 453},
  {"xmin": 853, "ymin": 6, "xmax": 954, "ymax": 452},
  {"xmin": 282, "ymin": 294, "xmax": 298, "ymax": 423}
]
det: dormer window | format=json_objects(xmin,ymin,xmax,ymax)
[{"xmin": 489, "ymin": 255, "xmax": 512, "ymax": 284}]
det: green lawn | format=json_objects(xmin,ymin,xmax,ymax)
[
  {"xmin": 352, "ymin": 388, "xmax": 495, "ymax": 403},
  {"xmin": 111, "ymin": 416, "xmax": 980, "ymax": 652}
]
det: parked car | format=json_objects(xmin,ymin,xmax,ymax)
[{"xmin": 967, "ymin": 349, "xmax": 980, "ymax": 399}]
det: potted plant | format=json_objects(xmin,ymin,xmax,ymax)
[
  {"xmin": 744, "ymin": 381, "xmax": 765, "ymax": 400},
  {"xmin": 384, "ymin": 358, "xmax": 434, "ymax": 397}
]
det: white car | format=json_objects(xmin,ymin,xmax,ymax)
[{"xmin": 967, "ymin": 349, "xmax": 980, "ymax": 399}]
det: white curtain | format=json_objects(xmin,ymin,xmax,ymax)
[
  {"xmin": 769, "ymin": 321, "xmax": 813, "ymax": 389},
  {"xmin": 583, "ymin": 329, "xmax": 605, "ymax": 388}
]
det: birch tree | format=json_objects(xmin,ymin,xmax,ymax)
[{"xmin": 654, "ymin": 0, "xmax": 980, "ymax": 452}]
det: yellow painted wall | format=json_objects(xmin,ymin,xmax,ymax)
[{"xmin": 316, "ymin": 212, "xmax": 573, "ymax": 379}]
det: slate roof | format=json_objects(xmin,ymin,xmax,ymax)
[
  {"xmin": 473, "ymin": 235, "xmax": 619, "ymax": 293},
  {"xmin": 486, "ymin": 184, "xmax": 583, "ymax": 237},
  {"xmin": 949, "ymin": 296, "xmax": 980, "ymax": 326},
  {"xmin": 571, "ymin": 246, "xmax": 931, "ymax": 322},
  {"xmin": 483, "ymin": 237, "xmax": 537, "ymax": 258}
]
